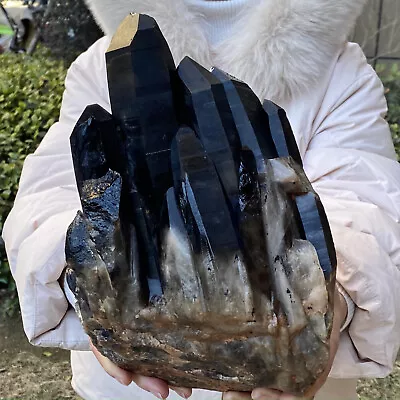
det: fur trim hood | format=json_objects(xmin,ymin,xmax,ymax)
[{"xmin": 84, "ymin": 0, "xmax": 366, "ymax": 100}]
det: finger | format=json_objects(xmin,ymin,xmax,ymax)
[
  {"xmin": 223, "ymin": 391, "xmax": 252, "ymax": 400},
  {"xmin": 277, "ymin": 394, "xmax": 300, "ymax": 400},
  {"xmin": 251, "ymin": 388, "xmax": 283, "ymax": 400},
  {"xmin": 170, "ymin": 386, "xmax": 192, "ymax": 399},
  {"xmin": 131, "ymin": 373, "xmax": 170, "ymax": 399},
  {"xmin": 90, "ymin": 341, "xmax": 132, "ymax": 386}
]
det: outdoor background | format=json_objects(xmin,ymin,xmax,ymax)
[
  {"xmin": 353, "ymin": 0, "xmax": 400, "ymax": 66},
  {"xmin": 0, "ymin": 0, "xmax": 399, "ymax": 399}
]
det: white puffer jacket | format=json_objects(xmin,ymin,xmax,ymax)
[{"xmin": 3, "ymin": 0, "xmax": 400, "ymax": 399}]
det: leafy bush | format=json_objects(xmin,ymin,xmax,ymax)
[
  {"xmin": 0, "ymin": 48, "xmax": 67, "ymax": 308},
  {"xmin": 377, "ymin": 64, "xmax": 400, "ymax": 158}
]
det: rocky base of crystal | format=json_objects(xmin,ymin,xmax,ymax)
[
  {"xmin": 66, "ymin": 13, "xmax": 336, "ymax": 395},
  {"xmin": 87, "ymin": 319, "xmax": 330, "ymax": 393}
]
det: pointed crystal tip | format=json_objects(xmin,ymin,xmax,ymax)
[{"xmin": 107, "ymin": 13, "xmax": 140, "ymax": 52}]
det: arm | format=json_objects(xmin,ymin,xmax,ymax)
[
  {"xmin": 2, "ymin": 36, "xmax": 111, "ymax": 350},
  {"xmin": 304, "ymin": 49, "xmax": 400, "ymax": 379}
]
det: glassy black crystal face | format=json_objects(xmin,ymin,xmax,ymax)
[
  {"xmin": 262, "ymin": 100, "xmax": 303, "ymax": 166},
  {"xmin": 66, "ymin": 13, "xmax": 336, "ymax": 395}
]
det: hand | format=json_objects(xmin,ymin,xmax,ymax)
[
  {"xmin": 222, "ymin": 286, "xmax": 348, "ymax": 400},
  {"xmin": 90, "ymin": 340, "xmax": 192, "ymax": 399}
]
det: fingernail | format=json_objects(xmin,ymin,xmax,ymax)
[
  {"xmin": 251, "ymin": 394, "xmax": 267, "ymax": 400},
  {"xmin": 151, "ymin": 392, "xmax": 165, "ymax": 400},
  {"xmin": 174, "ymin": 389, "xmax": 191, "ymax": 399},
  {"xmin": 116, "ymin": 377, "xmax": 129, "ymax": 386}
]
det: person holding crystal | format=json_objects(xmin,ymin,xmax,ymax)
[{"xmin": 3, "ymin": 1, "xmax": 400, "ymax": 399}]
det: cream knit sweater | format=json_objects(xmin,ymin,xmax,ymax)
[{"xmin": 185, "ymin": 0, "xmax": 262, "ymax": 45}]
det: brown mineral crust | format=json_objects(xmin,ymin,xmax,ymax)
[
  {"xmin": 85, "ymin": 316, "xmax": 330, "ymax": 393},
  {"xmin": 78, "ymin": 286, "xmax": 332, "ymax": 394}
]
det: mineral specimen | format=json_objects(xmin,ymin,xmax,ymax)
[{"xmin": 65, "ymin": 13, "xmax": 336, "ymax": 395}]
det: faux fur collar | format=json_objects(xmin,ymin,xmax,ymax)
[{"xmin": 84, "ymin": 0, "xmax": 366, "ymax": 101}]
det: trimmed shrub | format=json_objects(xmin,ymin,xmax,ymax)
[
  {"xmin": 378, "ymin": 64, "xmax": 400, "ymax": 158},
  {"xmin": 0, "ymin": 48, "xmax": 67, "ymax": 307}
]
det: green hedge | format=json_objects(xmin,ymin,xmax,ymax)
[
  {"xmin": 0, "ymin": 49, "xmax": 67, "ymax": 306},
  {"xmin": 378, "ymin": 64, "xmax": 400, "ymax": 158},
  {"xmin": 0, "ymin": 52, "xmax": 399, "ymax": 307}
]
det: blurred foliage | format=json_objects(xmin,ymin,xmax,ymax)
[
  {"xmin": 0, "ymin": 48, "xmax": 66, "ymax": 313},
  {"xmin": 377, "ymin": 64, "xmax": 400, "ymax": 159},
  {"xmin": 358, "ymin": 360, "xmax": 400, "ymax": 400},
  {"xmin": 42, "ymin": 0, "xmax": 102, "ymax": 65}
]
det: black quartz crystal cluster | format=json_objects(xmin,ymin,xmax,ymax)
[{"xmin": 65, "ymin": 13, "xmax": 336, "ymax": 395}]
